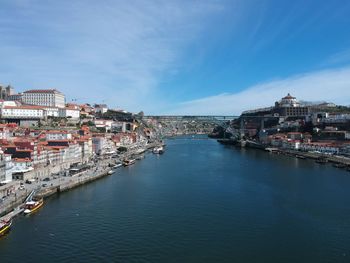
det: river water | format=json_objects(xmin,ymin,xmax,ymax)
[{"xmin": 1, "ymin": 136, "xmax": 350, "ymax": 262}]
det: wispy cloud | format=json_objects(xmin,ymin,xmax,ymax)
[
  {"xmin": 324, "ymin": 49, "xmax": 350, "ymax": 66},
  {"xmin": 1, "ymin": 1, "xmax": 349, "ymax": 115},
  {"xmin": 0, "ymin": 0, "xmax": 224, "ymax": 111},
  {"xmin": 170, "ymin": 66, "xmax": 350, "ymax": 115}
]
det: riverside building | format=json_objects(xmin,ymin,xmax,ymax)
[
  {"xmin": 274, "ymin": 93, "xmax": 309, "ymax": 117},
  {"xmin": 0, "ymin": 105, "xmax": 45, "ymax": 119},
  {"xmin": 22, "ymin": 89, "xmax": 65, "ymax": 108}
]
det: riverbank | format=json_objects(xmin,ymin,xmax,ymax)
[
  {"xmin": 0, "ymin": 141, "xmax": 163, "ymax": 221},
  {"xmin": 270, "ymin": 148, "xmax": 350, "ymax": 167},
  {"xmin": 217, "ymin": 138, "xmax": 350, "ymax": 170}
]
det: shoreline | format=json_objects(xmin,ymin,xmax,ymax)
[
  {"xmin": 0, "ymin": 141, "xmax": 163, "ymax": 222},
  {"xmin": 270, "ymin": 148, "xmax": 350, "ymax": 167},
  {"xmin": 219, "ymin": 139, "xmax": 350, "ymax": 169}
]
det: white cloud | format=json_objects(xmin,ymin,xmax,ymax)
[
  {"xmin": 170, "ymin": 66, "xmax": 350, "ymax": 115},
  {"xmin": 0, "ymin": 0, "xmax": 225, "ymax": 111},
  {"xmin": 324, "ymin": 49, "xmax": 350, "ymax": 65},
  {"xmin": 2, "ymin": 1, "xmax": 349, "ymax": 115}
]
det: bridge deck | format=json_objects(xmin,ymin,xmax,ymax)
[{"xmin": 144, "ymin": 115, "xmax": 239, "ymax": 121}]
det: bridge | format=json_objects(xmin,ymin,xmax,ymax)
[{"xmin": 144, "ymin": 115, "xmax": 239, "ymax": 123}]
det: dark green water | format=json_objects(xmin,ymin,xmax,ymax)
[{"xmin": 1, "ymin": 136, "xmax": 350, "ymax": 262}]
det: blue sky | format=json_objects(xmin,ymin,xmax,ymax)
[{"xmin": 1, "ymin": 0, "xmax": 350, "ymax": 114}]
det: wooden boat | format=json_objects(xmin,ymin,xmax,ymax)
[
  {"xmin": 24, "ymin": 198, "xmax": 44, "ymax": 215},
  {"xmin": 0, "ymin": 219, "xmax": 12, "ymax": 236}
]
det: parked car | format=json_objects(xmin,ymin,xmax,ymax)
[{"xmin": 43, "ymin": 177, "xmax": 50, "ymax": 182}]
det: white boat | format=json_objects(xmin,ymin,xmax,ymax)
[
  {"xmin": 23, "ymin": 198, "xmax": 44, "ymax": 215},
  {"xmin": 113, "ymin": 163, "xmax": 122, "ymax": 169},
  {"xmin": 153, "ymin": 146, "xmax": 164, "ymax": 154}
]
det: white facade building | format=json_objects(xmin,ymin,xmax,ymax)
[
  {"xmin": 0, "ymin": 155, "xmax": 6, "ymax": 183},
  {"xmin": 22, "ymin": 89, "xmax": 65, "ymax": 108},
  {"xmin": 4, "ymin": 154, "xmax": 14, "ymax": 182},
  {"xmin": 0, "ymin": 125, "xmax": 10, "ymax": 140},
  {"xmin": 46, "ymin": 131, "xmax": 73, "ymax": 141},
  {"xmin": 44, "ymin": 107, "xmax": 59, "ymax": 117},
  {"xmin": 94, "ymin": 119, "xmax": 114, "ymax": 131},
  {"xmin": 68, "ymin": 143, "xmax": 82, "ymax": 164},
  {"xmin": 299, "ymin": 143, "xmax": 340, "ymax": 154},
  {"xmin": 12, "ymin": 158, "xmax": 34, "ymax": 173},
  {"xmin": 0, "ymin": 101, "xmax": 18, "ymax": 107},
  {"xmin": 94, "ymin": 104, "xmax": 108, "ymax": 114},
  {"xmin": 0, "ymin": 153, "xmax": 13, "ymax": 183},
  {"xmin": 59, "ymin": 107, "xmax": 80, "ymax": 119},
  {"xmin": 0, "ymin": 105, "xmax": 45, "ymax": 119},
  {"xmin": 77, "ymin": 138, "xmax": 93, "ymax": 163}
]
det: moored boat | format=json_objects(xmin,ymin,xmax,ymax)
[
  {"xmin": 24, "ymin": 198, "xmax": 44, "ymax": 215},
  {"xmin": 123, "ymin": 159, "xmax": 136, "ymax": 166},
  {"xmin": 0, "ymin": 219, "xmax": 12, "ymax": 236},
  {"xmin": 153, "ymin": 146, "xmax": 164, "ymax": 154},
  {"xmin": 113, "ymin": 163, "xmax": 122, "ymax": 169}
]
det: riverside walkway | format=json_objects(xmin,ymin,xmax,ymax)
[{"xmin": 0, "ymin": 141, "xmax": 162, "ymax": 219}]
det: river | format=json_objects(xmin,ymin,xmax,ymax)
[{"xmin": 1, "ymin": 136, "xmax": 350, "ymax": 262}]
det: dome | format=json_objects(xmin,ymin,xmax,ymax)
[
  {"xmin": 282, "ymin": 93, "xmax": 296, "ymax": 100},
  {"xmin": 279, "ymin": 93, "xmax": 299, "ymax": 107}
]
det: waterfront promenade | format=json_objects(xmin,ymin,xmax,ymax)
[
  {"xmin": 0, "ymin": 141, "xmax": 162, "ymax": 219},
  {"xmin": 263, "ymin": 147, "xmax": 350, "ymax": 167}
]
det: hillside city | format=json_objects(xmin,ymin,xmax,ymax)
[
  {"xmin": 2, "ymin": 83, "xmax": 350, "ymax": 215},
  {"xmin": 212, "ymin": 93, "xmax": 350, "ymax": 160},
  {"xmin": 0, "ymin": 84, "xmax": 219, "ymax": 212},
  {"xmin": 0, "ymin": 84, "xmax": 167, "ymax": 209}
]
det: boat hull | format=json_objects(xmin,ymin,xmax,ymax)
[
  {"xmin": 153, "ymin": 147, "xmax": 165, "ymax": 154},
  {"xmin": 24, "ymin": 200, "xmax": 44, "ymax": 215},
  {"xmin": 123, "ymin": 160, "xmax": 135, "ymax": 166},
  {"xmin": 0, "ymin": 221, "xmax": 12, "ymax": 236}
]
